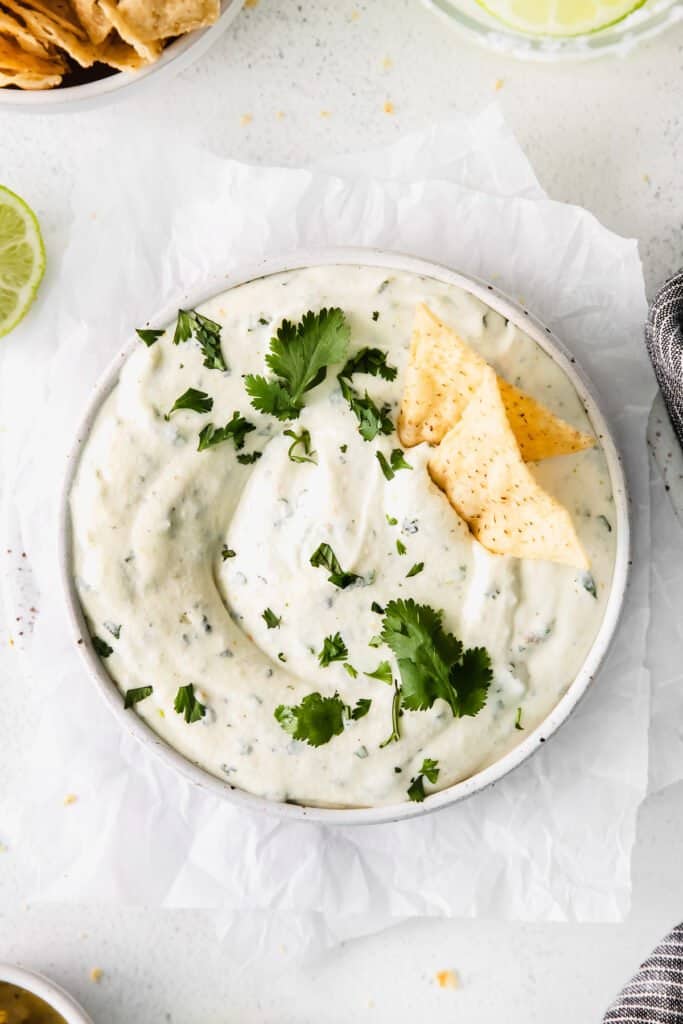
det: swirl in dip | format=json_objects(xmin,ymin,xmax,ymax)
[{"xmin": 70, "ymin": 265, "xmax": 617, "ymax": 808}]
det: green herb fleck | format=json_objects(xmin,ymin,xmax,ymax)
[
  {"xmin": 173, "ymin": 308, "xmax": 227, "ymax": 371},
  {"xmin": 136, "ymin": 327, "xmax": 164, "ymax": 347},
  {"xmin": 221, "ymin": 546, "xmax": 236, "ymax": 560},
  {"xmin": 406, "ymin": 562, "xmax": 424, "ymax": 578},
  {"xmin": 386, "ymin": 514, "xmax": 398, "ymax": 526},
  {"xmin": 339, "ymin": 347, "xmax": 397, "ymax": 382},
  {"xmin": 262, "ymin": 608, "xmax": 282, "ymax": 629},
  {"xmin": 582, "ymin": 572, "xmax": 598, "ymax": 599},
  {"xmin": 284, "ymin": 427, "xmax": 317, "ymax": 464},
  {"xmin": 344, "ymin": 663, "xmax": 359, "ymax": 679},
  {"xmin": 245, "ymin": 308, "xmax": 350, "ymax": 420},
  {"xmin": 278, "ymin": 652, "xmax": 287, "ymax": 663},
  {"xmin": 396, "ymin": 539, "xmax": 407, "ymax": 556},
  {"xmin": 174, "ymin": 683, "xmax": 206, "ymax": 724},
  {"xmin": 338, "ymin": 376, "xmax": 393, "ymax": 442},
  {"xmin": 318, "ymin": 632, "xmax": 348, "ymax": 667},
  {"xmin": 350, "ymin": 697, "xmax": 372, "ymax": 720},
  {"xmin": 198, "ymin": 411, "xmax": 256, "ymax": 452},
  {"xmin": 236, "ymin": 451, "xmax": 262, "ymax": 464},
  {"xmin": 104, "ymin": 621, "xmax": 121, "ymax": 639},
  {"xmin": 379, "ymin": 683, "xmax": 402, "ymax": 748},
  {"xmin": 372, "ymin": 311, "xmax": 380, "ymax": 322},
  {"xmin": 310, "ymin": 542, "xmax": 361, "ymax": 589},
  {"xmin": 92, "ymin": 636, "xmax": 113, "ymax": 658},
  {"xmin": 340, "ymin": 443, "xmax": 348, "ymax": 454},
  {"xmin": 407, "ymin": 758, "xmax": 440, "ymax": 802},
  {"xmin": 371, "ymin": 601, "xmax": 385, "ymax": 615},
  {"xmin": 597, "ymin": 514, "xmax": 612, "ymax": 532},
  {"xmin": 124, "ymin": 685, "xmax": 153, "ymax": 709},
  {"xmin": 274, "ymin": 691, "xmax": 346, "ymax": 746},
  {"xmin": 356, "ymin": 745, "xmax": 369, "ymax": 759},
  {"xmin": 167, "ymin": 387, "xmax": 213, "ymax": 418},
  {"xmin": 515, "ymin": 706, "xmax": 524, "ymax": 730},
  {"xmin": 366, "ymin": 660, "xmax": 393, "ymax": 684}
]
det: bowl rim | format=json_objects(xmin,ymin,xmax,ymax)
[
  {"xmin": 58, "ymin": 246, "xmax": 631, "ymax": 826},
  {"xmin": 0, "ymin": 964, "xmax": 94, "ymax": 1023},
  {"xmin": 0, "ymin": 0, "xmax": 244, "ymax": 111}
]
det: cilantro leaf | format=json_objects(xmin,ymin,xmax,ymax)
[
  {"xmin": 366, "ymin": 660, "xmax": 393, "ymax": 684},
  {"xmin": 124, "ymin": 685, "xmax": 153, "ymax": 709},
  {"xmin": 350, "ymin": 697, "xmax": 372, "ymax": 720},
  {"xmin": 380, "ymin": 599, "xmax": 492, "ymax": 718},
  {"xmin": 339, "ymin": 347, "xmax": 397, "ymax": 382},
  {"xmin": 396, "ymin": 539, "xmax": 407, "ymax": 556},
  {"xmin": 371, "ymin": 601, "xmax": 385, "ymax": 615},
  {"xmin": 406, "ymin": 562, "xmax": 424, "ymax": 578},
  {"xmin": 284, "ymin": 427, "xmax": 317, "ymax": 464},
  {"xmin": 245, "ymin": 308, "xmax": 350, "ymax": 421},
  {"xmin": 167, "ymin": 387, "xmax": 213, "ymax": 418},
  {"xmin": 262, "ymin": 608, "xmax": 281, "ymax": 629},
  {"xmin": 173, "ymin": 309, "xmax": 227, "ymax": 371},
  {"xmin": 376, "ymin": 448, "xmax": 412, "ymax": 481},
  {"xmin": 515, "ymin": 706, "xmax": 524, "ymax": 730},
  {"xmin": 92, "ymin": 635, "xmax": 113, "ymax": 658},
  {"xmin": 173, "ymin": 683, "xmax": 206, "ymax": 724},
  {"xmin": 344, "ymin": 663, "xmax": 358, "ymax": 678},
  {"xmin": 309, "ymin": 542, "xmax": 361, "ymax": 589},
  {"xmin": 136, "ymin": 328, "xmax": 164, "ymax": 347},
  {"xmin": 318, "ymin": 631, "xmax": 348, "ymax": 667},
  {"xmin": 338, "ymin": 376, "xmax": 393, "ymax": 442},
  {"xmin": 274, "ymin": 691, "xmax": 346, "ymax": 747},
  {"xmin": 198, "ymin": 411, "xmax": 256, "ymax": 452},
  {"xmin": 221, "ymin": 545, "xmax": 236, "ymax": 560},
  {"xmin": 407, "ymin": 758, "xmax": 440, "ymax": 802},
  {"xmin": 236, "ymin": 451, "xmax": 262, "ymax": 465}
]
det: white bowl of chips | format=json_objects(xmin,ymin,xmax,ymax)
[{"xmin": 0, "ymin": 0, "xmax": 244, "ymax": 109}]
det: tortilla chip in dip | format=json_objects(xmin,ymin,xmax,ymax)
[
  {"xmin": 428, "ymin": 367, "xmax": 589, "ymax": 568},
  {"xmin": 399, "ymin": 303, "xmax": 595, "ymax": 462}
]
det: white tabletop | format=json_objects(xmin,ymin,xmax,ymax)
[{"xmin": 1, "ymin": 2, "xmax": 683, "ymax": 1020}]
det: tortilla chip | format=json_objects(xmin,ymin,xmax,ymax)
[
  {"xmin": 0, "ymin": 7, "xmax": 52, "ymax": 56},
  {"xmin": 99, "ymin": 32, "xmax": 145, "ymax": 70},
  {"xmin": 428, "ymin": 368, "xmax": 588, "ymax": 568},
  {"xmin": 398, "ymin": 304, "xmax": 595, "ymax": 462},
  {"xmin": 71, "ymin": 0, "xmax": 112, "ymax": 43},
  {"xmin": 96, "ymin": 0, "xmax": 161, "ymax": 61},
  {"xmin": 106, "ymin": 0, "xmax": 219, "ymax": 42},
  {"xmin": 0, "ymin": 32, "xmax": 65, "ymax": 74},
  {"xmin": 2, "ymin": 0, "xmax": 99, "ymax": 65},
  {"xmin": 0, "ymin": 67, "xmax": 62, "ymax": 87}
]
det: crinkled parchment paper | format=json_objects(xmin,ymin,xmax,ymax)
[{"xmin": 0, "ymin": 107, "xmax": 654, "ymax": 956}]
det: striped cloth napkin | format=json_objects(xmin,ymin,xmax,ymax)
[
  {"xmin": 603, "ymin": 923, "xmax": 683, "ymax": 1022},
  {"xmin": 646, "ymin": 269, "xmax": 683, "ymax": 448}
]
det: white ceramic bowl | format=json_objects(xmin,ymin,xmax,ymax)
[
  {"xmin": 0, "ymin": 964, "xmax": 93, "ymax": 1023},
  {"xmin": 59, "ymin": 248, "xmax": 630, "ymax": 826},
  {"xmin": 0, "ymin": 0, "xmax": 244, "ymax": 113}
]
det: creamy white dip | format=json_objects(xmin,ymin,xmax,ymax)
[{"xmin": 70, "ymin": 266, "xmax": 617, "ymax": 808}]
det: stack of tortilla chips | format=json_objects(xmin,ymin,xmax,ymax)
[
  {"xmin": 0, "ymin": 0, "xmax": 220, "ymax": 90},
  {"xmin": 399, "ymin": 304, "xmax": 595, "ymax": 568}
]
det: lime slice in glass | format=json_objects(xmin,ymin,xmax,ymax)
[
  {"xmin": 476, "ymin": 0, "xmax": 647, "ymax": 36},
  {"xmin": 0, "ymin": 185, "xmax": 46, "ymax": 339}
]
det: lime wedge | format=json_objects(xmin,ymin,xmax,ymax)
[
  {"xmin": 0, "ymin": 185, "xmax": 46, "ymax": 339},
  {"xmin": 477, "ymin": 0, "xmax": 646, "ymax": 36}
]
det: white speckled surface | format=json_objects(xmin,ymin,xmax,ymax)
[{"xmin": 1, "ymin": 2, "xmax": 683, "ymax": 1021}]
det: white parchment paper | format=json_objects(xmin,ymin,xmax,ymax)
[{"xmin": 0, "ymin": 107, "xmax": 654, "ymax": 952}]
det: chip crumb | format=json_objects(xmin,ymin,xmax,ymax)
[
  {"xmin": 244, "ymin": 0, "xmax": 259, "ymax": 6},
  {"xmin": 90, "ymin": 967, "xmax": 103, "ymax": 983},
  {"xmin": 494, "ymin": 78, "xmax": 504, "ymax": 90},
  {"xmin": 275, "ymin": 110, "xmax": 286, "ymax": 120},
  {"xmin": 158, "ymin": 708, "xmax": 165, "ymax": 718},
  {"xmin": 63, "ymin": 793, "xmax": 78, "ymax": 806},
  {"xmin": 381, "ymin": 56, "xmax": 393, "ymax": 70},
  {"xmin": 643, "ymin": 173, "xmax": 651, "ymax": 183},
  {"xmin": 383, "ymin": 100, "xmax": 395, "ymax": 115},
  {"xmin": 239, "ymin": 113, "xmax": 253, "ymax": 127},
  {"xmin": 320, "ymin": 109, "xmax": 332, "ymax": 118},
  {"xmin": 436, "ymin": 969, "xmax": 459, "ymax": 989},
  {"xmin": 350, "ymin": 9, "xmax": 360, "ymax": 19}
]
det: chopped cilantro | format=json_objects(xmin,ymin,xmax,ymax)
[
  {"xmin": 338, "ymin": 376, "xmax": 394, "ymax": 442},
  {"xmin": 198, "ymin": 411, "xmax": 255, "ymax": 452},
  {"xmin": 406, "ymin": 562, "xmax": 424, "ymax": 578},
  {"xmin": 284, "ymin": 427, "xmax": 317, "ymax": 464},
  {"xmin": 376, "ymin": 448, "xmax": 412, "ymax": 481},
  {"xmin": 104, "ymin": 621, "xmax": 121, "ymax": 639},
  {"xmin": 167, "ymin": 387, "xmax": 213, "ymax": 418},
  {"xmin": 396, "ymin": 539, "xmax": 407, "ymax": 556},
  {"xmin": 173, "ymin": 683, "xmax": 206, "ymax": 724},
  {"xmin": 372, "ymin": 311, "xmax": 380, "ymax": 322},
  {"xmin": 368, "ymin": 634, "xmax": 383, "ymax": 648},
  {"xmin": 380, "ymin": 599, "xmax": 493, "ymax": 718},
  {"xmin": 350, "ymin": 697, "xmax": 372, "ymax": 720},
  {"xmin": 277, "ymin": 652, "xmax": 287, "ymax": 663},
  {"xmin": 221, "ymin": 546, "xmax": 236, "ymax": 560},
  {"xmin": 274, "ymin": 691, "xmax": 346, "ymax": 746},
  {"xmin": 124, "ymin": 685, "xmax": 153, "ymax": 709},
  {"xmin": 597, "ymin": 514, "xmax": 612, "ymax": 532},
  {"xmin": 582, "ymin": 572, "xmax": 598, "ymax": 598},
  {"xmin": 262, "ymin": 608, "xmax": 281, "ymax": 629},
  {"xmin": 379, "ymin": 683, "xmax": 402, "ymax": 747},
  {"xmin": 340, "ymin": 443, "xmax": 348, "ymax": 454},
  {"xmin": 407, "ymin": 758, "xmax": 440, "ymax": 802},
  {"xmin": 136, "ymin": 327, "xmax": 164, "ymax": 347},
  {"xmin": 309, "ymin": 542, "xmax": 361, "ymax": 589},
  {"xmin": 386, "ymin": 514, "xmax": 398, "ymax": 526},
  {"xmin": 236, "ymin": 451, "xmax": 262, "ymax": 464},
  {"xmin": 344, "ymin": 663, "xmax": 359, "ymax": 679},
  {"xmin": 339, "ymin": 347, "xmax": 397, "ymax": 382},
  {"xmin": 515, "ymin": 706, "xmax": 524, "ymax": 730},
  {"xmin": 318, "ymin": 631, "xmax": 349, "ymax": 667},
  {"xmin": 366, "ymin": 660, "xmax": 393, "ymax": 684},
  {"xmin": 92, "ymin": 636, "xmax": 113, "ymax": 658},
  {"xmin": 371, "ymin": 601, "xmax": 385, "ymax": 615},
  {"xmin": 245, "ymin": 308, "xmax": 350, "ymax": 420},
  {"xmin": 173, "ymin": 308, "xmax": 227, "ymax": 371}
]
